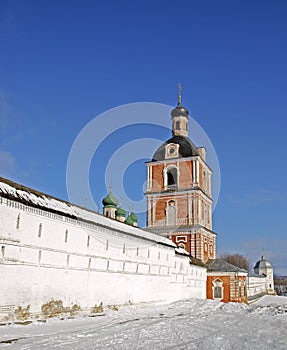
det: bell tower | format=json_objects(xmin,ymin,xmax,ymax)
[{"xmin": 145, "ymin": 87, "xmax": 216, "ymax": 263}]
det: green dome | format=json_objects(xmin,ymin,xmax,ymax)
[
  {"xmin": 124, "ymin": 214, "xmax": 134, "ymax": 226},
  {"xmin": 102, "ymin": 188, "xmax": 118, "ymax": 208},
  {"xmin": 130, "ymin": 211, "xmax": 138, "ymax": 222},
  {"xmin": 116, "ymin": 205, "xmax": 126, "ymax": 217}
]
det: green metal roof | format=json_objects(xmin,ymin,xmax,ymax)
[
  {"xmin": 116, "ymin": 205, "xmax": 126, "ymax": 217},
  {"xmin": 124, "ymin": 214, "xmax": 134, "ymax": 226},
  {"xmin": 102, "ymin": 188, "xmax": 118, "ymax": 208}
]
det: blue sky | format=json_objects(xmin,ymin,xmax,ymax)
[{"xmin": 0, "ymin": 0, "xmax": 287, "ymax": 274}]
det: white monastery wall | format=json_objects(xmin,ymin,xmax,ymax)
[
  {"xmin": 247, "ymin": 276, "xmax": 268, "ymax": 301},
  {"xmin": 0, "ymin": 196, "xmax": 206, "ymax": 319}
]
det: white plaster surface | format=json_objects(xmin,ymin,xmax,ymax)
[{"xmin": 0, "ymin": 188, "xmax": 206, "ymax": 319}]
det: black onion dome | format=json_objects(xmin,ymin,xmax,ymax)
[
  {"xmin": 171, "ymin": 105, "xmax": 189, "ymax": 118},
  {"xmin": 152, "ymin": 135, "xmax": 199, "ymax": 161}
]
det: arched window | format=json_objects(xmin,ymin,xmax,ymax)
[
  {"xmin": 166, "ymin": 201, "xmax": 176, "ymax": 226},
  {"xmin": 175, "ymin": 121, "xmax": 180, "ymax": 130},
  {"xmin": 212, "ymin": 279, "xmax": 223, "ymax": 300},
  {"xmin": 167, "ymin": 167, "xmax": 178, "ymax": 188},
  {"xmin": 214, "ymin": 286, "xmax": 222, "ymax": 298}
]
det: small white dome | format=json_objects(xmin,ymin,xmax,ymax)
[{"xmin": 254, "ymin": 256, "xmax": 273, "ymax": 276}]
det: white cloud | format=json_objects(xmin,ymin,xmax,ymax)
[
  {"xmin": 229, "ymin": 188, "xmax": 287, "ymax": 206},
  {"xmin": 0, "ymin": 150, "xmax": 15, "ymax": 177},
  {"xmin": 242, "ymin": 238, "xmax": 266, "ymax": 250}
]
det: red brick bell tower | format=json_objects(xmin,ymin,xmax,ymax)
[{"xmin": 145, "ymin": 87, "xmax": 216, "ymax": 263}]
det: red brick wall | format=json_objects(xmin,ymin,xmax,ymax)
[
  {"xmin": 179, "ymin": 161, "xmax": 192, "ymax": 188},
  {"xmin": 171, "ymin": 234, "xmax": 191, "ymax": 253},
  {"xmin": 177, "ymin": 198, "xmax": 188, "ymax": 221},
  {"xmin": 199, "ymin": 163, "xmax": 203, "ymax": 189},
  {"xmin": 155, "ymin": 199, "xmax": 166, "ymax": 221},
  {"xmin": 151, "ymin": 161, "xmax": 194, "ymax": 191},
  {"xmin": 207, "ymin": 275, "xmax": 248, "ymax": 304},
  {"xmin": 151, "ymin": 164, "xmax": 164, "ymax": 191},
  {"xmin": 207, "ymin": 276, "xmax": 231, "ymax": 303},
  {"xmin": 154, "ymin": 195, "xmax": 189, "ymax": 222}
]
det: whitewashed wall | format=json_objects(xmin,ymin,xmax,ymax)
[
  {"xmin": 0, "ymin": 196, "xmax": 206, "ymax": 319},
  {"xmin": 247, "ymin": 276, "xmax": 268, "ymax": 301}
]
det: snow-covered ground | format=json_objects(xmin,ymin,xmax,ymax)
[{"xmin": 0, "ymin": 296, "xmax": 287, "ymax": 349}]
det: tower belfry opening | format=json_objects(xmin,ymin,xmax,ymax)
[{"xmin": 167, "ymin": 167, "xmax": 177, "ymax": 188}]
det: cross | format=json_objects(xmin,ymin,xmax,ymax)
[{"xmin": 178, "ymin": 83, "xmax": 182, "ymax": 105}]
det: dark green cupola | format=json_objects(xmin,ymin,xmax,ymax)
[
  {"xmin": 102, "ymin": 187, "xmax": 118, "ymax": 208},
  {"xmin": 130, "ymin": 211, "xmax": 138, "ymax": 224},
  {"xmin": 116, "ymin": 204, "xmax": 126, "ymax": 222},
  {"xmin": 102, "ymin": 187, "xmax": 118, "ymax": 218},
  {"xmin": 125, "ymin": 211, "xmax": 138, "ymax": 227}
]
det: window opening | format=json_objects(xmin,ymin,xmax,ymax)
[
  {"xmin": 1, "ymin": 246, "xmax": 5, "ymax": 259},
  {"xmin": 16, "ymin": 214, "xmax": 20, "ymax": 229},
  {"xmin": 65, "ymin": 229, "xmax": 68, "ymax": 243},
  {"xmin": 38, "ymin": 223, "xmax": 42, "ymax": 238},
  {"xmin": 167, "ymin": 168, "xmax": 177, "ymax": 188},
  {"xmin": 214, "ymin": 286, "xmax": 222, "ymax": 298}
]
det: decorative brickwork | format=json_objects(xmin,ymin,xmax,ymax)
[{"xmin": 207, "ymin": 275, "xmax": 248, "ymax": 303}]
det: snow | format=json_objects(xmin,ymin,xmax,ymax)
[
  {"xmin": 0, "ymin": 296, "xmax": 286, "ymax": 349},
  {"xmin": 175, "ymin": 247, "xmax": 190, "ymax": 255},
  {"xmin": 255, "ymin": 295, "xmax": 287, "ymax": 306}
]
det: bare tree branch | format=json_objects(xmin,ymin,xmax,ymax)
[{"xmin": 220, "ymin": 253, "xmax": 251, "ymax": 272}]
